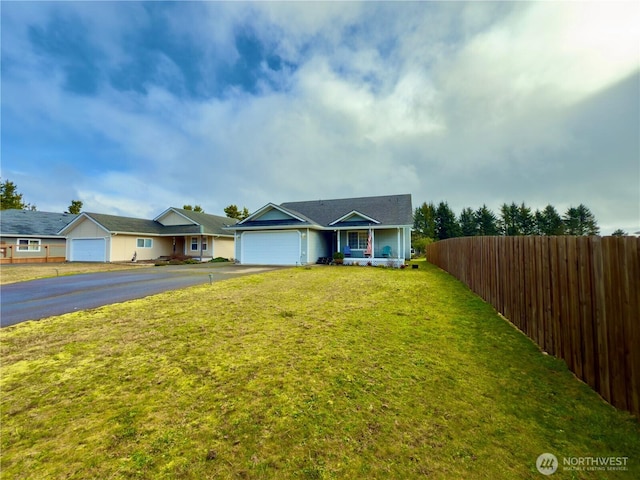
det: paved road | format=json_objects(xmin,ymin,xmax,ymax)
[{"xmin": 0, "ymin": 264, "xmax": 280, "ymax": 327}]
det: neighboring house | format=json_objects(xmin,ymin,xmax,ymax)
[
  {"xmin": 0, "ymin": 209, "xmax": 77, "ymax": 263},
  {"xmin": 227, "ymin": 194, "xmax": 413, "ymax": 266},
  {"xmin": 58, "ymin": 208, "xmax": 237, "ymax": 262}
]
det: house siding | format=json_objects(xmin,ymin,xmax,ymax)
[
  {"xmin": 373, "ymin": 230, "xmax": 397, "ymax": 257},
  {"xmin": 308, "ymin": 230, "xmax": 329, "ymax": 263},
  {"xmin": 158, "ymin": 211, "xmax": 195, "ymax": 226},
  {"xmin": 256, "ymin": 209, "xmax": 293, "ymax": 221},
  {"xmin": 66, "ymin": 217, "xmax": 109, "ymax": 238},
  {"xmin": 213, "ymin": 237, "xmax": 235, "ymax": 260},
  {"xmin": 111, "ymin": 235, "xmax": 173, "ymax": 262}
]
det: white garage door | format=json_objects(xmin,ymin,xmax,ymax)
[
  {"xmin": 70, "ymin": 238, "xmax": 106, "ymax": 262},
  {"xmin": 242, "ymin": 231, "xmax": 300, "ymax": 265}
]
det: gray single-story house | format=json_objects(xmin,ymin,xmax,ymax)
[
  {"xmin": 58, "ymin": 208, "xmax": 237, "ymax": 262},
  {"xmin": 0, "ymin": 209, "xmax": 77, "ymax": 263},
  {"xmin": 226, "ymin": 194, "xmax": 413, "ymax": 266}
]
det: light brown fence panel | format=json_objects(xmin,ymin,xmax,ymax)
[{"xmin": 426, "ymin": 235, "xmax": 640, "ymax": 418}]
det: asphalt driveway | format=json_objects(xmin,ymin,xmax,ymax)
[{"xmin": 0, "ymin": 264, "xmax": 281, "ymax": 327}]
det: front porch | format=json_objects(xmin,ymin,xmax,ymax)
[{"xmin": 332, "ymin": 227, "xmax": 410, "ymax": 268}]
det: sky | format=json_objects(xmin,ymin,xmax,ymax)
[{"xmin": 1, "ymin": 1, "xmax": 639, "ymax": 234}]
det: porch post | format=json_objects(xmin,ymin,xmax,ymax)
[
  {"xmin": 402, "ymin": 228, "xmax": 406, "ymax": 260},
  {"xmin": 199, "ymin": 225, "xmax": 204, "ymax": 260},
  {"xmin": 397, "ymin": 228, "xmax": 401, "ymax": 260},
  {"xmin": 371, "ymin": 227, "xmax": 375, "ymax": 259},
  {"xmin": 336, "ymin": 230, "xmax": 340, "ymax": 255}
]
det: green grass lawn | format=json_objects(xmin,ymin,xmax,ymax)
[{"xmin": 1, "ymin": 262, "xmax": 638, "ymax": 479}]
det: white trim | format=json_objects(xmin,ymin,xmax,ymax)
[
  {"xmin": 347, "ymin": 230, "xmax": 368, "ymax": 250},
  {"xmin": 58, "ymin": 213, "xmax": 110, "ymax": 236},
  {"xmin": 227, "ymin": 224, "xmax": 411, "ymax": 232},
  {"xmin": 343, "ymin": 257, "xmax": 404, "ymax": 268},
  {"xmin": 69, "ymin": 237, "xmax": 108, "ymax": 262},
  {"xmin": 136, "ymin": 238, "xmax": 153, "ymax": 248},
  {"xmin": 236, "ymin": 203, "xmax": 308, "ymax": 225},
  {"xmin": 190, "ymin": 236, "xmax": 199, "ymax": 251},
  {"xmin": 153, "ymin": 207, "xmax": 198, "ymax": 225},
  {"xmin": 329, "ymin": 210, "xmax": 380, "ymax": 226},
  {"xmin": 16, "ymin": 238, "xmax": 41, "ymax": 252},
  {"xmin": 240, "ymin": 230, "xmax": 302, "ymax": 265}
]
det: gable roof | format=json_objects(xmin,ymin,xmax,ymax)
[
  {"xmin": 282, "ymin": 194, "xmax": 413, "ymax": 227},
  {"xmin": 236, "ymin": 203, "xmax": 314, "ymax": 227},
  {"xmin": 166, "ymin": 208, "xmax": 238, "ymax": 234},
  {"xmin": 82, "ymin": 213, "xmax": 172, "ymax": 235},
  {"xmin": 60, "ymin": 209, "xmax": 236, "ymax": 236},
  {"xmin": 231, "ymin": 194, "xmax": 413, "ymax": 230},
  {"xmin": 329, "ymin": 210, "xmax": 381, "ymax": 226},
  {"xmin": 0, "ymin": 210, "xmax": 77, "ymax": 237}
]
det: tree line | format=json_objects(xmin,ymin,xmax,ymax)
[
  {"xmin": 412, "ymin": 200, "xmax": 625, "ymax": 252},
  {"xmin": 2, "ymin": 178, "xmax": 629, "ymax": 239}
]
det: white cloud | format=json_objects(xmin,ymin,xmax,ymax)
[{"xmin": 2, "ymin": 1, "xmax": 638, "ymax": 234}]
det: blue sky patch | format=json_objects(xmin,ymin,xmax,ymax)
[{"xmin": 28, "ymin": 15, "xmax": 102, "ymax": 95}]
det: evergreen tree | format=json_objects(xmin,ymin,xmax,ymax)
[
  {"xmin": 67, "ymin": 200, "xmax": 83, "ymax": 214},
  {"xmin": 435, "ymin": 201, "xmax": 461, "ymax": 240},
  {"xmin": 535, "ymin": 205, "xmax": 564, "ymax": 235},
  {"xmin": 499, "ymin": 203, "xmax": 520, "ymax": 236},
  {"xmin": 499, "ymin": 202, "xmax": 535, "ymax": 235},
  {"xmin": 224, "ymin": 204, "xmax": 249, "ymax": 220},
  {"xmin": 563, "ymin": 204, "xmax": 600, "ymax": 236},
  {"xmin": 611, "ymin": 229, "xmax": 627, "ymax": 236},
  {"xmin": 459, "ymin": 207, "xmax": 478, "ymax": 237},
  {"xmin": 0, "ymin": 179, "xmax": 35, "ymax": 210},
  {"xmin": 475, "ymin": 205, "xmax": 500, "ymax": 236},
  {"xmin": 413, "ymin": 202, "xmax": 436, "ymax": 239},
  {"xmin": 183, "ymin": 205, "xmax": 204, "ymax": 213},
  {"xmin": 518, "ymin": 203, "xmax": 536, "ymax": 235}
]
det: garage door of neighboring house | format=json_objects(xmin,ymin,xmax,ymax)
[
  {"xmin": 70, "ymin": 238, "xmax": 107, "ymax": 262},
  {"xmin": 242, "ymin": 231, "xmax": 300, "ymax": 265}
]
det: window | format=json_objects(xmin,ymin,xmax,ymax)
[
  {"xmin": 191, "ymin": 237, "xmax": 199, "ymax": 251},
  {"xmin": 347, "ymin": 231, "xmax": 367, "ymax": 250},
  {"xmin": 17, "ymin": 238, "xmax": 41, "ymax": 252},
  {"xmin": 201, "ymin": 237, "xmax": 208, "ymax": 251},
  {"xmin": 136, "ymin": 238, "xmax": 153, "ymax": 248}
]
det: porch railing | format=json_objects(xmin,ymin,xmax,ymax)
[{"xmin": 0, "ymin": 244, "xmax": 67, "ymax": 264}]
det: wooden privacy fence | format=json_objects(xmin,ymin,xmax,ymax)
[{"xmin": 426, "ymin": 236, "xmax": 640, "ymax": 418}]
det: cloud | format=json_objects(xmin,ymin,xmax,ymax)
[{"xmin": 1, "ymin": 1, "xmax": 638, "ymax": 234}]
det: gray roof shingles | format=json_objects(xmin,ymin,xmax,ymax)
[
  {"xmin": 281, "ymin": 194, "xmax": 413, "ymax": 227},
  {"xmin": 0, "ymin": 210, "xmax": 77, "ymax": 237},
  {"xmin": 82, "ymin": 209, "xmax": 236, "ymax": 236},
  {"xmin": 172, "ymin": 208, "xmax": 238, "ymax": 234}
]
